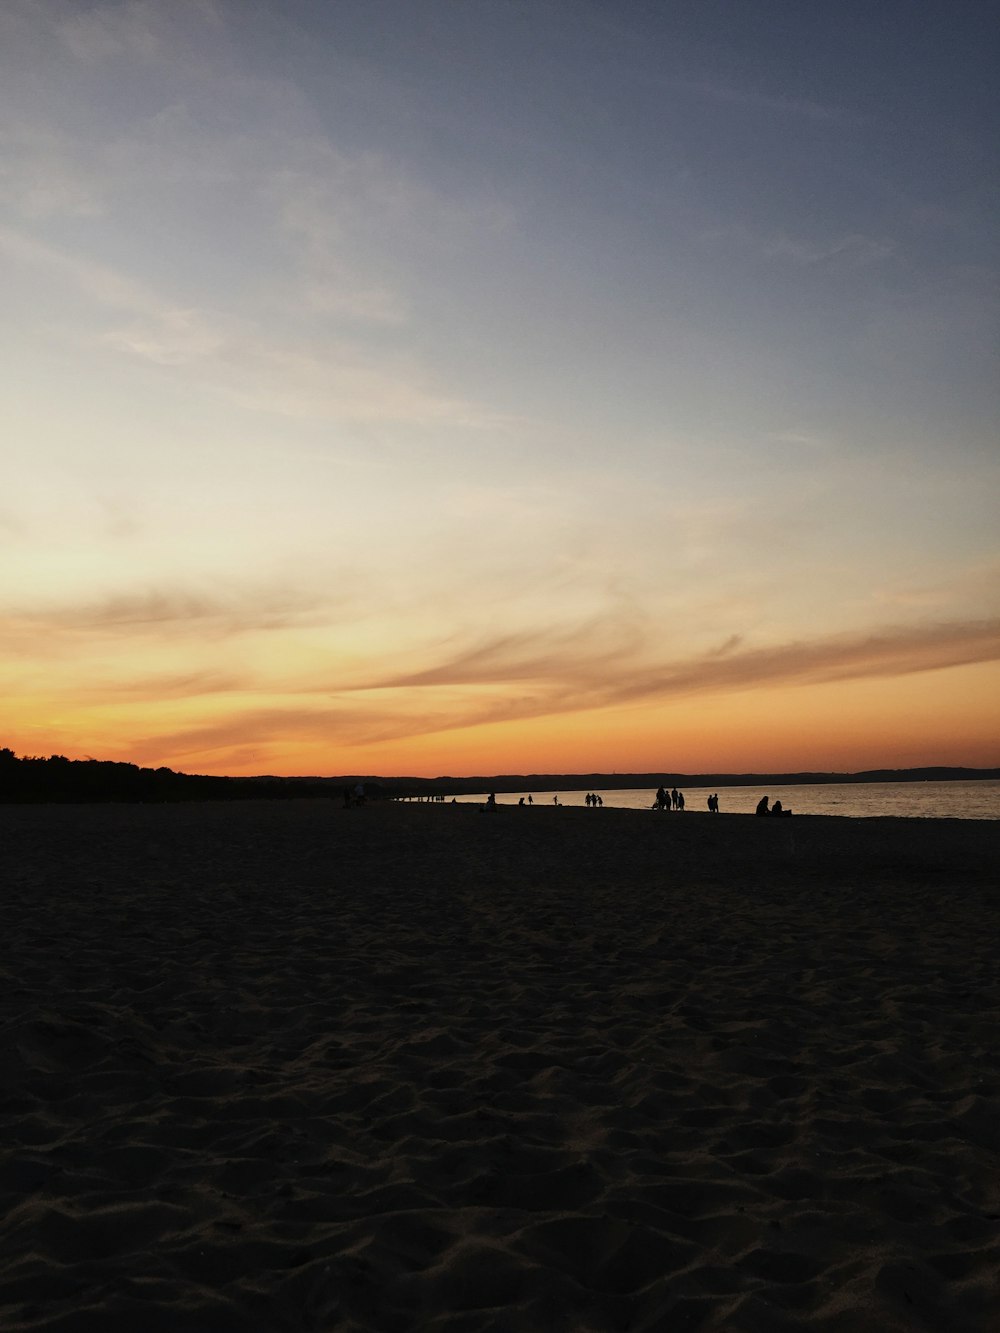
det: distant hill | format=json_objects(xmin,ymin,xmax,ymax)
[
  {"xmin": 1, "ymin": 747, "xmax": 997, "ymax": 803},
  {"xmin": 371, "ymin": 767, "xmax": 1000, "ymax": 798}
]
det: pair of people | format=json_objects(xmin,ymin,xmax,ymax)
[{"xmin": 756, "ymin": 796, "xmax": 792, "ymax": 816}]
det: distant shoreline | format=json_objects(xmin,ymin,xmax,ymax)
[
  {"xmin": 376, "ymin": 767, "xmax": 1000, "ymax": 797},
  {"xmin": 1, "ymin": 747, "xmax": 997, "ymax": 804}
]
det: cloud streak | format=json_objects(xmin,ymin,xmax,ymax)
[
  {"xmin": 704, "ymin": 224, "xmax": 896, "ymax": 269},
  {"xmin": 0, "ymin": 584, "xmax": 339, "ymax": 653},
  {"xmin": 610, "ymin": 619, "xmax": 1000, "ymax": 702},
  {"xmin": 377, "ymin": 611, "xmax": 649, "ymax": 688},
  {"xmin": 668, "ymin": 77, "xmax": 865, "ymax": 126},
  {"xmin": 1, "ymin": 218, "xmax": 498, "ymax": 427},
  {"xmin": 124, "ymin": 616, "xmax": 1000, "ymax": 764},
  {"xmin": 54, "ymin": 0, "xmax": 222, "ymax": 66},
  {"xmin": 347, "ymin": 616, "xmax": 1000, "ymax": 733}
]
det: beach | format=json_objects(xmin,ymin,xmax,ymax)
[{"xmin": 2, "ymin": 800, "xmax": 998, "ymax": 1332}]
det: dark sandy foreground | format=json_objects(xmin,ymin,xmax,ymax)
[{"xmin": 1, "ymin": 800, "xmax": 998, "ymax": 1332}]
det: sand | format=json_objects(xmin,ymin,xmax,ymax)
[{"xmin": 1, "ymin": 799, "xmax": 998, "ymax": 1332}]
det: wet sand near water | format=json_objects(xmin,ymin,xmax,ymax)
[{"xmin": 2, "ymin": 800, "xmax": 998, "ymax": 1331}]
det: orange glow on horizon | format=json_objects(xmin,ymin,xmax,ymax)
[{"xmin": 6, "ymin": 661, "xmax": 998, "ymax": 779}]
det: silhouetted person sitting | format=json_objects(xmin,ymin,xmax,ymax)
[
  {"xmin": 771, "ymin": 800, "xmax": 792, "ymax": 816},
  {"xmin": 756, "ymin": 796, "xmax": 770, "ymax": 816}
]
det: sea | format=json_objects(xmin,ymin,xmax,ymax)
[{"xmin": 448, "ymin": 780, "xmax": 1000, "ymax": 820}]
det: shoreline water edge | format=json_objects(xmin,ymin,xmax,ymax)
[{"xmin": 434, "ymin": 779, "xmax": 1000, "ymax": 820}]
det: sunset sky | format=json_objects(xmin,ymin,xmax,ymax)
[{"xmin": 2, "ymin": 0, "xmax": 998, "ymax": 777}]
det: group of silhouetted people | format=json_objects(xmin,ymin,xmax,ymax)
[
  {"xmin": 653, "ymin": 786, "xmax": 686, "ymax": 811},
  {"xmin": 585, "ymin": 792, "xmax": 603, "ymax": 806},
  {"xmin": 756, "ymin": 796, "xmax": 792, "ymax": 816},
  {"xmin": 647, "ymin": 788, "xmax": 793, "ymax": 815}
]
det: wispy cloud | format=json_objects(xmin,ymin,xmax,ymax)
[
  {"xmin": 1, "ymin": 221, "xmax": 497, "ymax": 427},
  {"xmin": 766, "ymin": 428, "xmax": 826, "ymax": 450},
  {"xmin": 54, "ymin": 0, "xmax": 222, "ymax": 65},
  {"xmin": 0, "ymin": 583, "xmax": 337, "ymax": 649},
  {"xmin": 669, "ymin": 78, "xmax": 864, "ymax": 127},
  {"xmin": 0, "ymin": 225, "xmax": 151, "ymax": 310},
  {"xmin": 86, "ymin": 668, "xmax": 245, "ymax": 701},
  {"xmin": 350, "ymin": 616, "xmax": 1000, "ymax": 731},
  {"xmin": 870, "ymin": 558, "xmax": 1000, "ymax": 614},
  {"xmin": 375, "ymin": 609, "xmax": 648, "ymax": 688},
  {"xmin": 1, "ymin": 4, "xmax": 510, "ymax": 426},
  {"xmin": 705, "ymin": 224, "xmax": 896, "ymax": 268},
  {"xmin": 129, "ymin": 615, "xmax": 1000, "ymax": 763},
  {"xmin": 130, "ymin": 705, "xmax": 369, "ymax": 764},
  {"xmin": 608, "ymin": 619, "xmax": 1000, "ymax": 703},
  {"xmin": 0, "ymin": 126, "xmax": 104, "ymax": 219}
]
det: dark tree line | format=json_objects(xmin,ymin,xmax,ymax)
[{"xmin": 0, "ymin": 749, "xmax": 384, "ymax": 804}]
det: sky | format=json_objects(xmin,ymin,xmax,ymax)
[{"xmin": 2, "ymin": 0, "xmax": 998, "ymax": 778}]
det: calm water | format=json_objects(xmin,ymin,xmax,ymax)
[{"xmin": 449, "ymin": 780, "xmax": 1000, "ymax": 820}]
